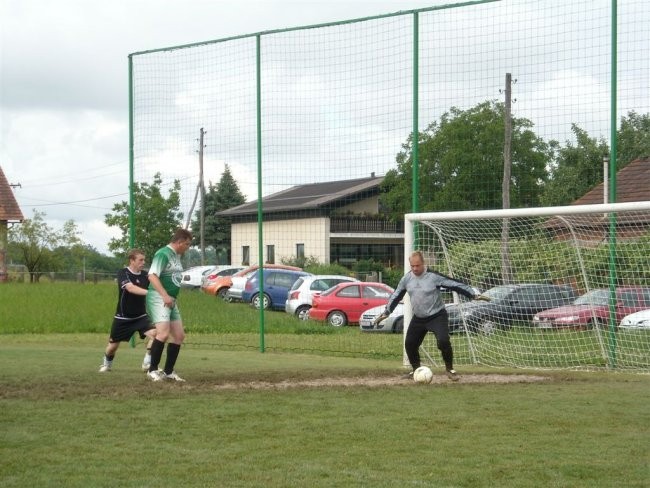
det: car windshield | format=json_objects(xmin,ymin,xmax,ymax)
[
  {"xmin": 290, "ymin": 278, "xmax": 305, "ymax": 291},
  {"xmin": 483, "ymin": 285, "xmax": 517, "ymax": 301},
  {"xmin": 363, "ymin": 285, "xmax": 392, "ymax": 298},
  {"xmin": 573, "ymin": 289, "xmax": 609, "ymax": 306},
  {"xmin": 321, "ymin": 284, "xmax": 340, "ymax": 296}
]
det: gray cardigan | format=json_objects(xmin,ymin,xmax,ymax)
[{"xmin": 385, "ymin": 270, "xmax": 477, "ymax": 318}]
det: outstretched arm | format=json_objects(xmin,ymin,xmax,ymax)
[{"xmin": 124, "ymin": 282, "xmax": 147, "ymax": 296}]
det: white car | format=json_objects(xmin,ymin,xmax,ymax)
[
  {"xmin": 226, "ymin": 269, "xmax": 257, "ymax": 302},
  {"xmin": 359, "ymin": 303, "xmax": 405, "ymax": 333},
  {"xmin": 285, "ymin": 275, "xmax": 358, "ymax": 320},
  {"xmin": 619, "ymin": 309, "xmax": 650, "ymax": 329},
  {"xmin": 180, "ymin": 265, "xmax": 218, "ymax": 289}
]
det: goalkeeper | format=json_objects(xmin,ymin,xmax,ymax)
[{"xmin": 376, "ymin": 250, "xmax": 487, "ymax": 381}]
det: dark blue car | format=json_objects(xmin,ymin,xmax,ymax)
[{"xmin": 242, "ymin": 269, "xmax": 311, "ymax": 310}]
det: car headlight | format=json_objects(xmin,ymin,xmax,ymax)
[{"xmin": 555, "ymin": 316, "xmax": 580, "ymax": 323}]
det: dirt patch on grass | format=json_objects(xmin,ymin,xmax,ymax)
[{"xmin": 202, "ymin": 373, "xmax": 550, "ymax": 391}]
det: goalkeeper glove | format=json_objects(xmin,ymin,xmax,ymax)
[
  {"xmin": 373, "ymin": 312, "xmax": 390, "ymax": 326},
  {"xmin": 474, "ymin": 294, "xmax": 491, "ymax": 302}
]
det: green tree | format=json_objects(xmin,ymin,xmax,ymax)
[
  {"xmin": 617, "ymin": 111, "xmax": 650, "ymax": 167},
  {"xmin": 381, "ymin": 101, "xmax": 551, "ymax": 219},
  {"xmin": 192, "ymin": 164, "xmax": 245, "ymax": 263},
  {"xmin": 541, "ymin": 125, "xmax": 610, "ymax": 206},
  {"xmin": 53, "ymin": 243, "xmax": 122, "ymax": 281},
  {"xmin": 8, "ymin": 210, "xmax": 81, "ymax": 282},
  {"xmin": 542, "ymin": 111, "xmax": 650, "ymax": 207},
  {"xmin": 104, "ymin": 173, "xmax": 183, "ymax": 261}
]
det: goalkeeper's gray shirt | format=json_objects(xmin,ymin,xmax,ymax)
[{"xmin": 385, "ymin": 270, "xmax": 477, "ymax": 319}]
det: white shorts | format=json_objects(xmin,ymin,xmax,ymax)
[{"xmin": 146, "ymin": 290, "xmax": 182, "ymax": 324}]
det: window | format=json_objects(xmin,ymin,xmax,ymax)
[
  {"xmin": 312, "ymin": 278, "xmax": 352, "ymax": 292},
  {"xmin": 337, "ymin": 285, "xmax": 360, "ymax": 298},
  {"xmin": 296, "ymin": 243, "xmax": 305, "ymax": 260},
  {"xmin": 266, "ymin": 245, "xmax": 275, "ymax": 264},
  {"xmin": 363, "ymin": 285, "xmax": 391, "ymax": 298},
  {"xmin": 619, "ymin": 290, "xmax": 638, "ymax": 307},
  {"xmin": 242, "ymin": 246, "xmax": 250, "ymax": 266},
  {"xmin": 274, "ymin": 272, "xmax": 297, "ymax": 288}
]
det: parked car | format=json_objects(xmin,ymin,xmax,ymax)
[
  {"xmin": 533, "ymin": 287, "xmax": 650, "ymax": 329},
  {"xmin": 228, "ymin": 265, "xmax": 303, "ymax": 303},
  {"xmin": 200, "ymin": 266, "xmax": 246, "ymax": 298},
  {"xmin": 309, "ymin": 282, "xmax": 394, "ymax": 327},
  {"xmin": 200, "ymin": 265, "xmax": 244, "ymax": 287},
  {"xmin": 241, "ymin": 269, "xmax": 311, "ymax": 310},
  {"xmin": 204, "ymin": 264, "xmax": 298, "ymax": 300},
  {"xmin": 285, "ymin": 275, "xmax": 358, "ymax": 320},
  {"xmin": 619, "ymin": 309, "xmax": 650, "ymax": 330},
  {"xmin": 181, "ymin": 265, "xmax": 218, "ymax": 289},
  {"xmin": 359, "ymin": 302, "xmax": 405, "ymax": 333},
  {"xmin": 447, "ymin": 283, "xmax": 578, "ymax": 334}
]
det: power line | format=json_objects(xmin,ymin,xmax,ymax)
[
  {"xmin": 17, "ymin": 192, "xmax": 128, "ymax": 209},
  {"xmin": 17, "ymin": 160, "xmax": 127, "ymax": 186}
]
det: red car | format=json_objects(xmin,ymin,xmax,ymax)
[
  {"xmin": 532, "ymin": 287, "xmax": 650, "ymax": 329},
  {"xmin": 309, "ymin": 281, "xmax": 394, "ymax": 326}
]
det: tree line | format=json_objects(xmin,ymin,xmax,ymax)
[{"xmin": 7, "ymin": 103, "xmax": 649, "ymax": 281}]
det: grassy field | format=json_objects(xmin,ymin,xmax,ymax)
[
  {"xmin": 1, "ymin": 334, "xmax": 648, "ymax": 487},
  {"xmin": 1, "ymin": 282, "xmax": 649, "ymax": 486}
]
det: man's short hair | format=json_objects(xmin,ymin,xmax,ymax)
[
  {"xmin": 410, "ymin": 250, "xmax": 424, "ymax": 262},
  {"xmin": 127, "ymin": 248, "xmax": 145, "ymax": 261},
  {"xmin": 171, "ymin": 228, "xmax": 193, "ymax": 244}
]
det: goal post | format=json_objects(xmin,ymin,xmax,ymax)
[{"xmin": 403, "ymin": 202, "xmax": 650, "ymax": 372}]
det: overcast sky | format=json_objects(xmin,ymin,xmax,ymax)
[
  {"xmin": 1, "ymin": 0, "xmax": 440, "ymax": 254},
  {"xmin": 1, "ymin": 0, "xmax": 647, "ymax": 256}
]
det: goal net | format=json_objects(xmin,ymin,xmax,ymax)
[{"xmin": 404, "ymin": 202, "xmax": 650, "ymax": 372}]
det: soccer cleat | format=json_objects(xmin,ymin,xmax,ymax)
[
  {"xmin": 141, "ymin": 360, "xmax": 151, "ymax": 372},
  {"xmin": 446, "ymin": 369, "xmax": 460, "ymax": 381},
  {"xmin": 163, "ymin": 371, "xmax": 186, "ymax": 382},
  {"xmin": 401, "ymin": 371, "xmax": 414, "ymax": 380},
  {"xmin": 147, "ymin": 370, "xmax": 164, "ymax": 382},
  {"xmin": 99, "ymin": 362, "xmax": 112, "ymax": 373}
]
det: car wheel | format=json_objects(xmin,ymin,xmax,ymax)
[
  {"xmin": 295, "ymin": 305, "xmax": 311, "ymax": 321},
  {"xmin": 327, "ymin": 311, "xmax": 347, "ymax": 327},
  {"xmin": 587, "ymin": 318, "xmax": 603, "ymax": 330},
  {"xmin": 392, "ymin": 317, "xmax": 404, "ymax": 334},
  {"xmin": 217, "ymin": 288, "xmax": 228, "ymax": 300},
  {"xmin": 252, "ymin": 293, "xmax": 270, "ymax": 310}
]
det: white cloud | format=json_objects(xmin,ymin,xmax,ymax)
[{"xmin": 1, "ymin": 0, "xmax": 648, "ymax": 256}]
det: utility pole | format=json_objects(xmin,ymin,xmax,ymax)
[
  {"xmin": 185, "ymin": 128, "xmax": 206, "ymax": 265},
  {"xmin": 199, "ymin": 128, "xmax": 206, "ymax": 264},
  {"xmin": 501, "ymin": 73, "xmax": 513, "ymax": 284}
]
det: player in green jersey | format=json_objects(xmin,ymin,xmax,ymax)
[{"xmin": 146, "ymin": 228, "xmax": 193, "ymax": 382}]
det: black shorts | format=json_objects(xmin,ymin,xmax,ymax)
[{"xmin": 108, "ymin": 315, "xmax": 154, "ymax": 343}]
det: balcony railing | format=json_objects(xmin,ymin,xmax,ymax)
[{"xmin": 329, "ymin": 217, "xmax": 404, "ymax": 234}]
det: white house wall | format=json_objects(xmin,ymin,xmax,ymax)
[{"xmin": 230, "ymin": 217, "xmax": 330, "ymax": 265}]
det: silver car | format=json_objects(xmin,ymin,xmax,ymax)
[
  {"xmin": 359, "ymin": 303, "xmax": 405, "ymax": 333},
  {"xmin": 180, "ymin": 265, "xmax": 218, "ymax": 289},
  {"xmin": 285, "ymin": 275, "xmax": 358, "ymax": 320},
  {"xmin": 226, "ymin": 269, "xmax": 258, "ymax": 302},
  {"xmin": 619, "ymin": 309, "xmax": 650, "ymax": 329}
]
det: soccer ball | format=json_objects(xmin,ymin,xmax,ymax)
[{"xmin": 413, "ymin": 366, "xmax": 433, "ymax": 384}]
